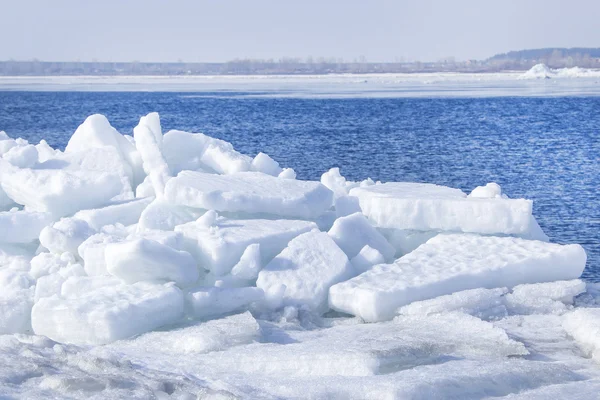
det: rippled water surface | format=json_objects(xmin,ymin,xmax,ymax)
[{"xmin": 0, "ymin": 91, "xmax": 598, "ymax": 278}]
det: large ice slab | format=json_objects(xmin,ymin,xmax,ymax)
[
  {"xmin": 349, "ymin": 182, "xmax": 534, "ymax": 234},
  {"xmin": 73, "ymin": 197, "xmax": 153, "ymax": 230},
  {"xmin": 1, "ymin": 166, "xmax": 126, "ymax": 218},
  {"xmin": 105, "ymin": 238, "xmax": 199, "ymax": 287},
  {"xmin": 163, "ymin": 129, "xmax": 252, "ymax": 175},
  {"xmin": 257, "ymin": 231, "xmax": 354, "ymax": 313},
  {"xmin": 133, "ymin": 113, "xmax": 171, "ymax": 198},
  {"xmin": 165, "ymin": 171, "xmax": 333, "ymax": 219},
  {"xmin": 31, "ymin": 282, "xmax": 184, "ymax": 345},
  {"xmin": 175, "ymin": 215, "xmax": 316, "ymax": 276},
  {"xmin": 65, "ymin": 114, "xmax": 144, "ymax": 187},
  {"xmin": 329, "ymin": 233, "xmax": 586, "ymax": 322},
  {"xmin": 137, "ymin": 198, "xmax": 202, "ymax": 232}
]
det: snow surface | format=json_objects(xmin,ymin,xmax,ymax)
[
  {"xmin": 0, "ymin": 112, "xmax": 598, "ymax": 399},
  {"xmin": 165, "ymin": 170, "xmax": 333, "ymax": 219},
  {"xmin": 3, "ymin": 71, "xmax": 600, "ymax": 98}
]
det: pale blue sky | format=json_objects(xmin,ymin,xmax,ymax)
[{"xmin": 0, "ymin": 0, "xmax": 598, "ymax": 62}]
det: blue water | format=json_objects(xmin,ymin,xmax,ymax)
[{"xmin": 0, "ymin": 91, "xmax": 598, "ymax": 279}]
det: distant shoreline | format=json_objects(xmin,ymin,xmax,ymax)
[{"xmin": 3, "ymin": 47, "xmax": 600, "ymax": 76}]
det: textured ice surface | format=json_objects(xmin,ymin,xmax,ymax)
[
  {"xmin": 185, "ymin": 286, "xmax": 264, "ymax": 319},
  {"xmin": 257, "ymin": 231, "xmax": 354, "ymax": 313},
  {"xmin": 505, "ymin": 280, "xmax": 586, "ymax": 315},
  {"xmin": 563, "ymin": 308, "xmax": 600, "ymax": 362},
  {"xmin": 0, "ymin": 210, "xmax": 53, "ymax": 244},
  {"xmin": 65, "ymin": 114, "xmax": 143, "ymax": 187},
  {"xmin": 1, "ymin": 164, "xmax": 126, "ymax": 218},
  {"xmin": 39, "ymin": 217, "xmax": 94, "ymax": 255},
  {"xmin": 109, "ymin": 311, "xmax": 260, "ymax": 354},
  {"xmin": 77, "ymin": 232, "xmax": 124, "ymax": 276},
  {"xmin": 175, "ymin": 216, "xmax": 316, "ymax": 276},
  {"xmin": 350, "ymin": 182, "xmax": 535, "ymax": 234},
  {"xmin": 330, "ymin": 233, "xmax": 586, "ymax": 321},
  {"xmin": 398, "ymin": 287, "xmax": 509, "ymax": 320},
  {"xmin": 32, "ymin": 282, "xmax": 184, "ymax": 345},
  {"xmin": 165, "ymin": 170, "xmax": 333, "ymax": 219},
  {"xmin": 105, "ymin": 238, "xmax": 199, "ymax": 287}
]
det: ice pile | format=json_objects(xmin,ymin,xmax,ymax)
[
  {"xmin": 0, "ymin": 113, "xmax": 588, "ymax": 343},
  {"xmin": 1, "ymin": 112, "xmax": 598, "ymax": 398},
  {"xmin": 519, "ymin": 63, "xmax": 600, "ymax": 80}
]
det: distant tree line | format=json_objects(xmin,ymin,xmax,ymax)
[
  {"xmin": 486, "ymin": 48, "xmax": 600, "ymax": 69},
  {"xmin": 1, "ymin": 48, "xmax": 599, "ymax": 76}
]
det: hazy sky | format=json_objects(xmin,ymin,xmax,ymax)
[{"xmin": 1, "ymin": 0, "xmax": 598, "ymax": 62}]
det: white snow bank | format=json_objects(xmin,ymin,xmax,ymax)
[
  {"xmin": 257, "ymin": 230, "xmax": 354, "ymax": 313},
  {"xmin": 350, "ymin": 182, "xmax": 535, "ymax": 235},
  {"xmin": 329, "ymin": 233, "xmax": 586, "ymax": 322},
  {"xmin": 32, "ymin": 281, "xmax": 184, "ymax": 345},
  {"xmin": 165, "ymin": 170, "xmax": 333, "ymax": 219}
]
